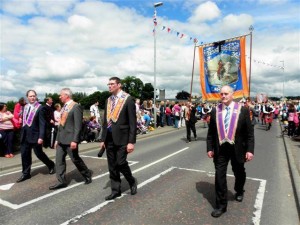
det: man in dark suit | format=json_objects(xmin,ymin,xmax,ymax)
[
  {"xmin": 49, "ymin": 88, "xmax": 92, "ymax": 190},
  {"xmin": 16, "ymin": 90, "xmax": 55, "ymax": 183},
  {"xmin": 207, "ymin": 85, "xmax": 254, "ymax": 218},
  {"xmin": 99, "ymin": 77, "xmax": 137, "ymax": 201},
  {"xmin": 43, "ymin": 97, "xmax": 55, "ymax": 148},
  {"xmin": 185, "ymin": 101, "xmax": 197, "ymax": 143}
]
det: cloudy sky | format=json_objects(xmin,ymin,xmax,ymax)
[{"xmin": 1, "ymin": 0, "xmax": 299, "ymax": 102}]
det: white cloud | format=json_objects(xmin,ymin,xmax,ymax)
[
  {"xmin": 27, "ymin": 56, "xmax": 90, "ymax": 79},
  {"xmin": 188, "ymin": 1, "xmax": 221, "ymax": 23},
  {"xmin": 0, "ymin": 0, "xmax": 299, "ymax": 102},
  {"xmin": 68, "ymin": 14, "xmax": 94, "ymax": 30},
  {"xmin": 214, "ymin": 14, "xmax": 254, "ymax": 35},
  {"xmin": 2, "ymin": 0, "xmax": 37, "ymax": 16}
]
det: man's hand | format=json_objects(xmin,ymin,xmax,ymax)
[
  {"xmin": 245, "ymin": 152, "xmax": 254, "ymax": 162},
  {"xmin": 54, "ymin": 141, "xmax": 58, "ymax": 149},
  {"xmin": 70, "ymin": 141, "xmax": 77, "ymax": 150},
  {"xmin": 127, "ymin": 143, "xmax": 134, "ymax": 153},
  {"xmin": 38, "ymin": 138, "xmax": 43, "ymax": 145},
  {"xmin": 207, "ymin": 151, "xmax": 214, "ymax": 158},
  {"xmin": 100, "ymin": 142, "xmax": 105, "ymax": 150}
]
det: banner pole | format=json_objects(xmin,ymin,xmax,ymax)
[
  {"xmin": 190, "ymin": 45, "xmax": 197, "ymax": 101},
  {"xmin": 248, "ymin": 25, "xmax": 254, "ymax": 97}
]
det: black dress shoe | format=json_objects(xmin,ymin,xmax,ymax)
[
  {"xmin": 130, "ymin": 178, "xmax": 138, "ymax": 195},
  {"xmin": 211, "ymin": 208, "xmax": 227, "ymax": 218},
  {"xmin": 105, "ymin": 192, "xmax": 121, "ymax": 201},
  {"xmin": 16, "ymin": 175, "xmax": 31, "ymax": 183},
  {"xmin": 235, "ymin": 193, "xmax": 244, "ymax": 202},
  {"xmin": 84, "ymin": 176, "xmax": 92, "ymax": 185},
  {"xmin": 49, "ymin": 183, "xmax": 67, "ymax": 190},
  {"xmin": 49, "ymin": 165, "xmax": 55, "ymax": 175}
]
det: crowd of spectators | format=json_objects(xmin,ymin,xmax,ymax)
[{"xmin": 1, "ymin": 96, "xmax": 300, "ymax": 158}]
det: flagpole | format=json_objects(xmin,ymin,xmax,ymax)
[
  {"xmin": 189, "ymin": 44, "xmax": 197, "ymax": 101},
  {"xmin": 153, "ymin": 2, "xmax": 163, "ymax": 128},
  {"xmin": 248, "ymin": 25, "xmax": 254, "ymax": 97}
]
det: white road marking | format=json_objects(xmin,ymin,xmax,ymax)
[
  {"xmin": 177, "ymin": 167, "xmax": 266, "ymax": 225},
  {"xmin": 61, "ymin": 166, "xmax": 266, "ymax": 225},
  {"xmin": 61, "ymin": 167, "xmax": 176, "ymax": 225},
  {"xmin": 0, "ymin": 183, "xmax": 15, "ymax": 190},
  {"xmin": 0, "ymin": 148, "xmax": 189, "ymax": 209}
]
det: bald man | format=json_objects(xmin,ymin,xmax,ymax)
[{"xmin": 207, "ymin": 85, "xmax": 254, "ymax": 218}]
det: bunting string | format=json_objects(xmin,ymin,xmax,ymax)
[
  {"xmin": 246, "ymin": 56, "xmax": 284, "ymax": 69},
  {"xmin": 152, "ymin": 16, "xmax": 284, "ymax": 70}
]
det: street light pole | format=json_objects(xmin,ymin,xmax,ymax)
[
  {"xmin": 153, "ymin": 2, "xmax": 163, "ymax": 128},
  {"xmin": 280, "ymin": 60, "xmax": 285, "ymax": 100}
]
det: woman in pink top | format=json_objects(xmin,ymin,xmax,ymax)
[
  {"xmin": 172, "ymin": 102, "xmax": 181, "ymax": 129},
  {"xmin": 0, "ymin": 103, "xmax": 14, "ymax": 158},
  {"xmin": 13, "ymin": 97, "xmax": 26, "ymax": 129}
]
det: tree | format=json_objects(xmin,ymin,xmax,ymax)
[
  {"xmin": 141, "ymin": 83, "xmax": 154, "ymax": 101},
  {"xmin": 45, "ymin": 93, "xmax": 60, "ymax": 104},
  {"xmin": 176, "ymin": 90, "xmax": 190, "ymax": 100},
  {"xmin": 6, "ymin": 100, "xmax": 15, "ymax": 112},
  {"xmin": 121, "ymin": 76, "xmax": 144, "ymax": 99},
  {"xmin": 73, "ymin": 92, "xmax": 87, "ymax": 103},
  {"xmin": 80, "ymin": 91, "xmax": 110, "ymax": 109}
]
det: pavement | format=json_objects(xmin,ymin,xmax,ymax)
[{"xmin": 0, "ymin": 121, "xmax": 299, "ymax": 213}]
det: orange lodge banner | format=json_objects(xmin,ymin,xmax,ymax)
[{"xmin": 199, "ymin": 36, "xmax": 249, "ymax": 101}]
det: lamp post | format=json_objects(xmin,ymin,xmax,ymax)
[
  {"xmin": 280, "ymin": 60, "xmax": 285, "ymax": 101},
  {"xmin": 153, "ymin": 2, "xmax": 163, "ymax": 128}
]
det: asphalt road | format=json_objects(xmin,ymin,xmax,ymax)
[{"xmin": 0, "ymin": 122, "xmax": 299, "ymax": 225}]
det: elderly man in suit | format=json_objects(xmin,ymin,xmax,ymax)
[
  {"xmin": 49, "ymin": 88, "xmax": 92, "ymax": 190},
  {"xmin": 207, "ymin": 85, "xmax": 254, "ymax": 218},
  {"xmin": 99, "ymin": 77, "xmax": 137, "ymax": 201},
  {"xmin": 16, "ymin": 90, "xmax": 55, "ymax": 183}
]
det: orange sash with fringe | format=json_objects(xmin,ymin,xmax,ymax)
[{"xmin": 107, "ymin": 92, "xmax": 130, "ymax": 123}]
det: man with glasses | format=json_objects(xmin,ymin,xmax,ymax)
[
  {"xmin": 207, "ymin": 85, "xmax": 254, "ymax": 218},
  {"xmin": 99, "ymin": 77, "xmax": 137, "ymax": 201}
]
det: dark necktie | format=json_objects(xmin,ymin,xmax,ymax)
[
  {"xmin": 107, "ymin": 96, "xmax": 116, "ymax": 130},
  {"xmin": 26, "ymin": 106, "xmax": 32, "ymax": 120}
]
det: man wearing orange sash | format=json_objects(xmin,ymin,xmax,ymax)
[
  {"xmin": 49, "ymin": 88, "xmax": 92, "ymax": 190},
  {"xmin": 99, "ymin": 77, "xmax": 137, "ymax": 201},
  {"xmin": 207, "ymin": 85, "xmax": 254, "ymax": 218}
]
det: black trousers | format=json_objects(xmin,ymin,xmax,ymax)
[
  {"xmin": 20, "ymin": 139, "xmax": 54, "ymax": 176},
  {"xmin": 56, "ymin": 144, "xmax": 91, "ymax": 184},
  {"xmin": 185, "ymin": 120, "xmax": 197, "ymax": 141},
  {"xmin": 214, "ymin": 143, "xmax": 246, "ymax": 209},
  {"xmin": 44, "ymin": 124, "xmax": 55, "ymax": 148},
  {"xmin": 0, "ymin": 129, "xmax": 14, "ymax": 155},
  {"xmin": 106, "ymin": 132, "xmax": 135, "ymax": 194}
]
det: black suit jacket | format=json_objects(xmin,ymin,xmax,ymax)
[
  {"xmin": 188, "ymin": 106, "xmax": 197, "ymax": 124},
  {"xmin": 44, "ymin": 104, "xmax": 54, "ymax": 126},
  {"xmin": 101, "ymin": 95, "xmax": 136, "ymax": 145},
  {"xmin": 207, "ymin": 105, "xmax": 254, "ymax": 163},
  {"xmin": 21, "ymin": 105, "xmax": 46, "ymax": 144}
]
